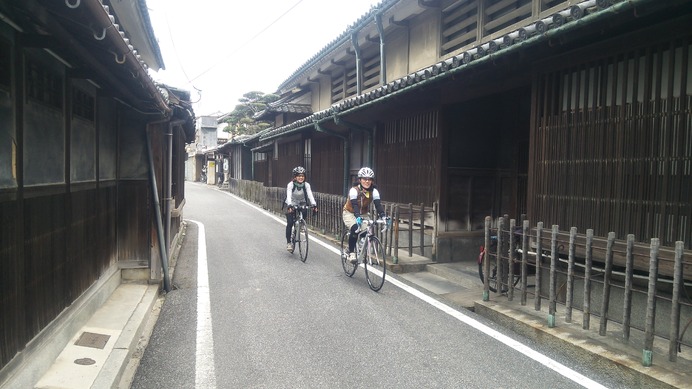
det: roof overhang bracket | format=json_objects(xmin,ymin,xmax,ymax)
[
  {"xmin": 389, "ymin": 16, "xmax": 409, "ymax": 28},
  {"xmin": 418, "ymin": 0, "xmax": 440, "ymax": 8}
]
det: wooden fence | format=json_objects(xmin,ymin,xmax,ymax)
[
  {"xmin": 483, "ymin": 215, "xmax": 691, "ymax": 365},
  {"xmin": 227, "ymin": 178, "xmax": 438, "ymax": 262}
]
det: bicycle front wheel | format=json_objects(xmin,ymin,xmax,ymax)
[
  {"xmin": 297, "ymin": 220, "xmax": 309, "ymax": 262},
  {"xmin": 364, "ymin": 237, "xmax": 386, "ymax": 291},
  {"xmin": 340, "ymin": 231, "xmax": 356, "ymax": 277}
]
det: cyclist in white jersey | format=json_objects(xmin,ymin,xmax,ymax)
[{"xmin": 284, "ymin": 166, "xmax": 317, "ymax": 252}]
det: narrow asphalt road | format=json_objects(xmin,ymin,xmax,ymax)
[{"xmin": 131, "ymin": 183, "xmax": 624, "ymax": 388}]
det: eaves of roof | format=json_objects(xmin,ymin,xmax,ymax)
[
  {"xmin": 276, "ymin": 0, "xmax": 398, "ymax": 92},
  {"xmin": 108, "ymin": 0, "xmax": 165, "ymax": 71},
  {"xmin": 261, "ymin": 0, "xmax": 668, "ymax": 143},
  {"xmin": 253, "ymin": 103, "xmax": 313, "ymax": 120},
  {"xmin": 3, "ymin": 0, "xmax": 172, "ymax": 115}
]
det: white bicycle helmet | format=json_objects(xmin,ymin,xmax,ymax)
[
  {"xmin": 358, "ymin": 167, "xmax": 375, "ymax": 178},
  {"xmin": 292, "ymin": 166, "xmax": 306, "ymax": 176}
]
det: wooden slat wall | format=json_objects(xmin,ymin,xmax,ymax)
[
  {"xmin": 0, "ymin": 199, "xmax": 22, "ymax": 367},
  {"xmin": 254, "ymin": 158, "xmax": 269, "ymax": 186},
  {"xmin": 311, "ymin": 136, "xmax": 345, "ymax": 195},
  {"xmin": 276, "ymin": 141, "xmax": 304, "ymax": 187},
  {"xmin": 531, "ymin": 39, "xmax": 692, "ymax": 249},
  {"xmin": 24, "ymin": 193, "xmax": 68, "ymax": 336},
  {"xmin": 376, "ymin": 110, "xmax": 439, "ymax": 206},
  {"xmin": 0, "ymin": 182, "xmax": 121, "ymax": 368},
  {"xmin": 117, "ymin": 181, "xmax": 151, "ymax": 262},
  {"xmin": 97, "ymin": 183, "xmax": 118, "ymax": 269}
]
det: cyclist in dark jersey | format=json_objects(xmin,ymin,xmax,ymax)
[{"xmin": 342, "ymin": 167, "xmax": 386, "ymax": 263}]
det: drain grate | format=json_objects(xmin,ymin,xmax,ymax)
[{"xmin": 74, "ymin": 332, "xmax": 111, "ymax": 349}]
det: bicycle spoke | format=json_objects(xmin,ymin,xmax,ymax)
[
  {"xmin": 298, "ymin": 221, "xmax": 309, "ymax": 262},
  {"xmin": 341, "ymin": 232, "xmax": 356, "ymax": 277},
  {"xmin": 364, "ymin": 237, "xmax": 386, "ymax": 291}
]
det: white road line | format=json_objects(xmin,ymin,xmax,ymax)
[
  {"xmin": 187, "ymin": 220, "xmax": 217, "ymax": 389},
  {"xmin": 215, "ymin": 192, "xmax": 607, "ymax": 389},
  {"xmin": 385, "ymin": 276, "xmax": 608, "ymax": 389}
]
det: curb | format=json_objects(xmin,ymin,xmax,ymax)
[
  {"xmin": 92, "ymin": 284, "xmax": 160, "ymax": 389},
  {"xmin": 474, "ymin": 300, "xmax": 692, "ymax": 389}
]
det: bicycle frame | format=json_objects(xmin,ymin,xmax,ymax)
[
  {"xmin": 340, "ymin": 217, "xmax": 390, "ymax": 291},
  {"xmin": 289, "ymin": 205, "xmax": 311, "ymax": 262},
  {"xmin": 354, "ymin": 219, "xmax": 384, "ymax": 258}
]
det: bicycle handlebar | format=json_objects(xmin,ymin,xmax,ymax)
[{"xmin": 360, "ymin": 217, "xmax": 391, "ymax": 233}]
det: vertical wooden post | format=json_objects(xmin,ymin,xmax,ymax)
[
  {"xmin": 521, "ymin": 219, "xmax": 529, "ymax": 306},
  {"xmin": 668, "ymin": 241, "xmax": 684, "ymax": 362},
  {"xmin": 622, "ymin": 234, "xmax": 635, "ymax": 341},
  {"xmin": 599, "ymin": 232, "xmax": 616, "ymax": 336},
  {"xmin": 565, "ymin": 227, "xmax": 577, "ymax": 323},
  {"xmin": 534, "ymin": 222, "xmax": 543, "ymax": 311},
  {"xmin": 483, "ymin": 216, "xmax": 491, "ymax": 301},
  {"xmin": 548, "ymin": 225, "xmax": 559, "ymax": 327},
  {"xmin": 419, "ymin": 203, "xmax": 425, "ymax": 257},
  {"xmin": 408, "ymin": 203, "xmax": 413, "ymax": 257},
  {"xmin": 393, "ymin": 204, "xmax": 400, "ymax": 264},
  {"xmin": 583, "ymin": 229, "xmax": 594, "ymax": 330},
  {"xmin": 432, "ymin": 202, "xmax": 438, "ymax": 262},
  {"xmin": 496, "ymin": 216, "xmax": 505, "ymax": 294},
  {"xmin": 508, "ymin": 219, "xmax": 516, "ymax": 301},
  {"xmin": 642, "ymin": 238, "xmax": 660, "ymax": 367}
]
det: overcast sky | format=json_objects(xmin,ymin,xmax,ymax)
[{"xmin": 146, "ymin": 0, "xmax": 382, "ymax": 116}]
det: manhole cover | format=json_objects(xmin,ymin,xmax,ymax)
[
  {"xmin": 74, "ymin": 332, "xmax": 110, "ymax": 349},
  {"xmin": 74, "ymin": 358, "xmax": 96, "ymax": 365}
]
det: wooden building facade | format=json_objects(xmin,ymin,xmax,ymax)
[
  {"xmin": 246, "ymin": 0, "xmax": 690, "ymax": 261},
  {"xmin": 0, "ymin": 0, "xmax": 194, "ymax": 378}
]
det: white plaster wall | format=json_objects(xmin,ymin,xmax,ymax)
[{"xmin": 408, "ymin": 9, "xmax": 440, "ymax": 73}]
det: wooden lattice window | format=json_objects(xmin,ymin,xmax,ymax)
[
  {"xmin": 26, "ymin": 58, "xmax": 63, "ymax": 109},
  {"xmin": 345, "ymin": 65, "xmax": 357, "ymax": 98},
  {"xmin": 331, "ymin": 71, "xmax": 345, "ymax": 103},
  {"xmin": 362, "ymin": 51, "xmax": 381, "ymax": 90},
  {"xmin": 483, "ymin": 0, "xmax": 532, "ymax": 37},
  {"xmin": 72, "ymin": 87, "xmax": 94, "ymax": 121},
  {"xmin": 384, "ymin": 111, "xmax": 439, "ymax": 144},
  {"xmin": 0, "ymin": 40, "xmax": 10, "ymax": 90},
  {"xmin": 441, "ymin": 0, "xmax": 479, "ymax": 55},
  {"xmin": 540, "ymin": 0, "xmax": 566, "ymax": 12}
]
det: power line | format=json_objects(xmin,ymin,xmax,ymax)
[{"xmin": 188, "ymin": 0, "xmax": 305, "ymax": 83}]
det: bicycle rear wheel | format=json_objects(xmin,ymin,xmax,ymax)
[
  {"xmin": 340, "ymin": 231, "xmax": 356, "ymax": 277},
  {"xmin": 478, "ymin": 251, "xmax": 499, "ymax": 293},
  {"xmin": 297, "ymin": 220, "xmax": 309, "ymax": 262},
  {"xmin": 364, "ymin": 237, "xmax": 386, "ymax": 291}
]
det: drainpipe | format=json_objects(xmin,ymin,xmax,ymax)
[
  {"xmin": 164, "ymin": 120, "xmax": 184, "ymax": 255},
  {"xmin": 146, "ymin": 128, "xmax": 171, "ymax": 293},
  {"xmin": 351, "ymin": 31, "xmax": 363, "ymax": 95},
  {"xmin": 333, "ymin": 113, "xmax": 373, "ymax": 167},
  {"xmin": 375, "ymin": 10, "xmax": 386, "ymax": 85},
  {"xmin": 314, "ymin": 120, "xmax": 350, "ymax": 195}
]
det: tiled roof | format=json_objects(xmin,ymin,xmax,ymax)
[
  {"xmin": 259, "ymin": 0, "xmax": 638, "ymax": 143},
  {"xmin": 253, "ymin": 103, "xmax": 312, "ymax": 120}
]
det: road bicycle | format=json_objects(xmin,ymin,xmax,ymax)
[
  {"xmin": 289, "ymin": 205, "xmax": 311, "ymax": 262},
  {"xmin": 340, "ymin": 217, "xmax": 390, "ymax": 291}
]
